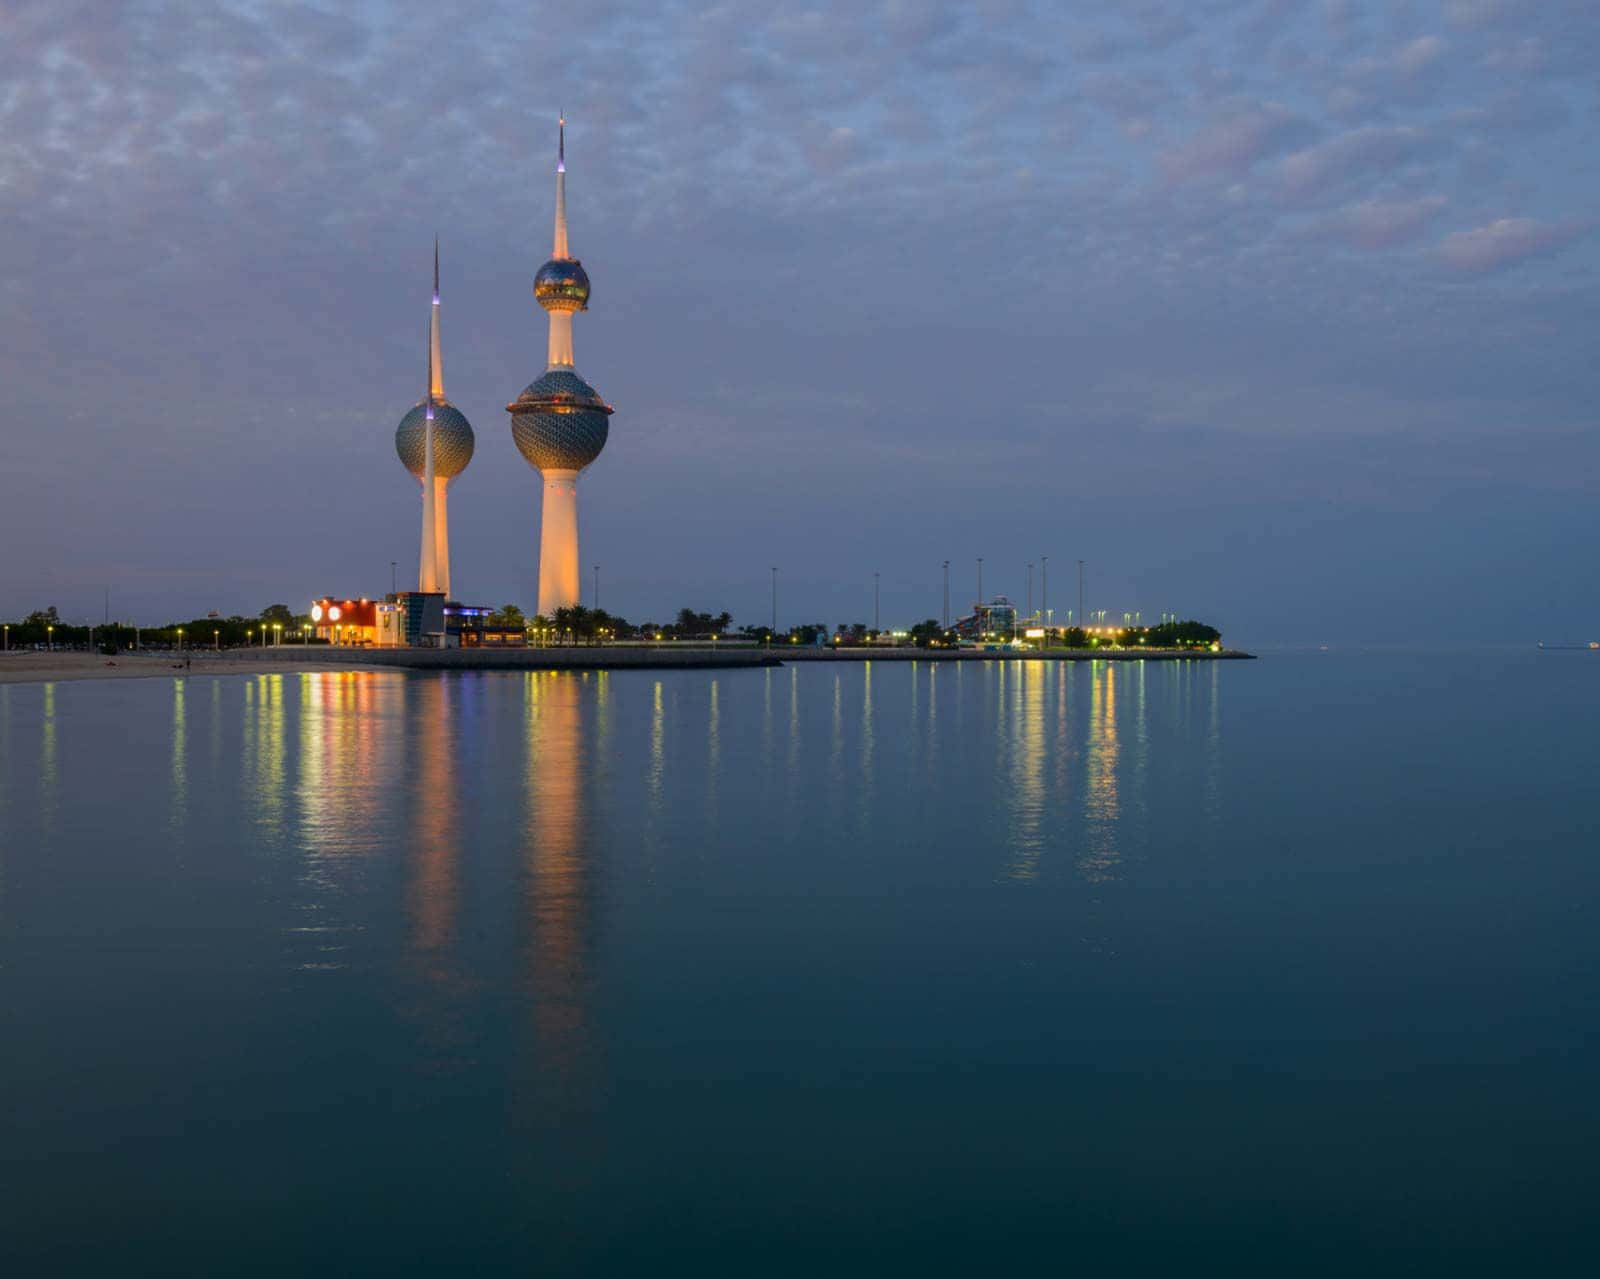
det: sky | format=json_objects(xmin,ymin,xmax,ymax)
[{"xmin": 1, "ymin": 0, "xmax": 1596, "ymax": 643}]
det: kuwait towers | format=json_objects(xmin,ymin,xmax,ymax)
[
  {"xmin": 395, "ymin": 241, "xmax": 475, "ymax": 596},
  {"xmin": 508, "ymin": 116, "xmax": 613, "ymax": 616}
]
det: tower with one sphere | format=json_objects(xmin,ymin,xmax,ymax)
[
  {"xmin": 395, "ymin": 240, "xmax": 474, "ymax": 597},
  {"xmin": 508, "ymin": 116, "xmax": 613, "ymax": 617}
]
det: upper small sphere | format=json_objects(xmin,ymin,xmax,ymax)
[
  {"xmin": 535, "ymin": 257, "xmax": 590, "ymax": 312},
  {"xmin": 395, "ymin": 400, "xmax": 475, "ymax": 479}
]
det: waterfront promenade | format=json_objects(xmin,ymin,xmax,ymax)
[{"xmin": 0, "ymin": 643, "xmax": 1252, "ymax": 684}]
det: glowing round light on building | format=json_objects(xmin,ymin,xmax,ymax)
[
  {"xmin": 328, "ymin": 606, "xmax": 342, "ymax": 621},
  {"xmin": 310, "ymin": 604, "xmax": 323, "ymax": 622}
]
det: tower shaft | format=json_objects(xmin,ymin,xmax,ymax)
[
  {"xmin": 419, "ymin": 445, "xmax": 438, "ymax": 592},
  {"xmin": 548, "ymin": 311, "xmax": 574, "ymax": 370},
  {"xmin": 434, "ymin": 477, "xmax": 451, "ymax": 598},
  {"xmin": 537, "ymin": 470, "xmax": 580, "ymax": 615}
]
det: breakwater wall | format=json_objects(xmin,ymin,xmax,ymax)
[
  {"xmin": 225, "ymin": 646, "xmax": 781, "ymax": 672},
  {"xmin": 226, "ymin": 645, "xmax": 1251, "ymax": 672}
]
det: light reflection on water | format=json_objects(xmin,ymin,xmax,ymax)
[
  {"xmin": 1, "ymin": 663, "xmax": 1224, "ymax": 1178},
  {"xmin": 5, "ymin": 655, "xmax": 1599, "ymax": 1268},
  {"xmin": 39, "ymin": 682, "xmax": 57, "ymax": 835},
  {"xmin": 521, "ymin": 669, "xmax": 594, "ymax": 1095}
]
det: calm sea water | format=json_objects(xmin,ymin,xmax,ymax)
[{"xmin": 1, "ymin": 654, "xmax": 1595, "ymax": 1273}]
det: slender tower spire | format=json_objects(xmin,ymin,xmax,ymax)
[
  {"xmin": 419, "ymin": 277, "xmax": 439, "ymax": 595},
  {"xmin": 554, "ymin": 112, "xmax": 568, "ymax": 257},
  {"xmin": 546, "ymin": 115, "xmax": 576, "ymax": 369},
  {"xmin": 429, "ymin": 234, "xmax": 444, "ymax": 401}
]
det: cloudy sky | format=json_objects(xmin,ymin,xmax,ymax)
[{"xmin": 2, "ymin": 0, "xmax": 1595, "ymax": 641}]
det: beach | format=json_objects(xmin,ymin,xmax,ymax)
[{"xmin": 0, "ymin": 649, "xmax": 381, "ymax": 684}]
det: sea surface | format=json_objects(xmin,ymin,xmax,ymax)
[{"xmin": 1, "ymin": 654, "xmax": 1595, "ymax": 1273}]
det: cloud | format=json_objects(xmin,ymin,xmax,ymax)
[
  {"xmin": 1158, "ymin": 103, "xmax": 1305, "ymax": 183},
  {"xmin": 1277, "ymin": 124, "xmax": 1434, "ymax": 200},
  {"xmin": 1435, "ymin": 217, "xmax": 1591, "ymax": 273},
  {"xmin": 1, "ymin": 0, "xmax": 1599, "ymax": 638},
  {"xmin": 1313, "ymin": 194, "xmax": 1448, "ymax": 248},
  {"xmin": 1370, "ymin": 34, "xmax": 1447, "ymax": 75}
]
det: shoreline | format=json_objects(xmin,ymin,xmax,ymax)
[
  {"xmin": 0, "ymin": 651, "xmax": 388, "ymax": 685},
  {"xmin": 0, "ymin": 645, "xmax": 1253, "ymax": 686}
]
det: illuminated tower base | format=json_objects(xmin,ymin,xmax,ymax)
[
  {"xmin": 417, "ymin": 477, "xmax": 452, "ymax": 598},
  {"xmin": 537, "ymin": 469, "xmax": 580, "ymax": 616}
]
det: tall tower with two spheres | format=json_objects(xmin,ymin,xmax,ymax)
[{"xmin": 508, "ymin": 117, "xmax": 613, "ymax": 617}]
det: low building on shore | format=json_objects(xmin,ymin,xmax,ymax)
[{"xmin": 311, "ymin": 594, "xmax": 525, "ymax": 648}]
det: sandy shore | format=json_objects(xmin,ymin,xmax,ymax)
[{"xmin": 0, "ymin": 650, "xmax": 383, "ymax": 685}]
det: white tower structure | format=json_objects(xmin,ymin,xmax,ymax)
[
  {"xmin": 508, "ymin": 117, "xmax": 613, "ymax": 617},
  {"xmin": 395, "ymin": 240, "xmax": 474, "ymax": 597}
]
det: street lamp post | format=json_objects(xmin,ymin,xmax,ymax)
[
  {"xmin": 873, "ymin": 570, "xmax": 879, "ymax": 633},
  {"xmin": 47, "ymin": 624, "xmax": 54, "ymax": 651},
  {"xmin": 177, "ymin": 628, "xmax": 184, "ymax": 650},
  {"xmin": 1041, "ymin": 556, "xmax": 1048, "ymax": 624},
  {"xmin": 274, "ymin": 622, "xmax": 283, "ymax": 647},
  {"xmin": 942, "ymin": 560, "xmax": 950, "ymax": 628},
  {"xmin": 1027, "ymin": 562, "xmax": 1033, "ymax": 620},
  {"xmin": 770, "ymin": 566, "xmax": 777, "ymax": 642},
  {"xmin": 213, "ymin": 630, "xmax": 219, "ymax": 650},
  {"xmin": 1078, "ymin": 560, "xmax": 1085, "ymax": 636}
]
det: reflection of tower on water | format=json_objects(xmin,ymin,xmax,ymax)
[
  {"xmin": 520, "ymin": 672, "xmax": 597, "ymax": 1097},
  {"xmin": 396, "ymin": 676, "xmax": 477, "ymax": 1070},
  {"xmin": 410, "ymin": 677, "xmax": 462, "ymax": 966}
]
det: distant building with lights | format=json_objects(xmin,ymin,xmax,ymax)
[
  {"xmin": 953, "ymin": 596, "xmax": 1019, "ymax": 641},
  {"xmin": 310, "ymin": 597, "xmax": 396, "ymax": 646},
  {"xmin": 310, "ymin": 595, "xmax": 524, "ymax": 648}
]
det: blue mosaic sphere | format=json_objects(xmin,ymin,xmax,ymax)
[
  {"xmin": 507, "ymin": 370, "xmax": 612, "ymax": 472},
  {"xmin": 395, "ymin": 400, "xmax": 475, "ymax": 479}
]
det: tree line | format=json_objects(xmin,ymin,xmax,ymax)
[
  {"xmin": 4, "ymin": 602, "xmax": 1223, "ymax": 653},
  {"xmin": 2, "ymin": 605, "xmax": 311, "ymax": 651}
]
